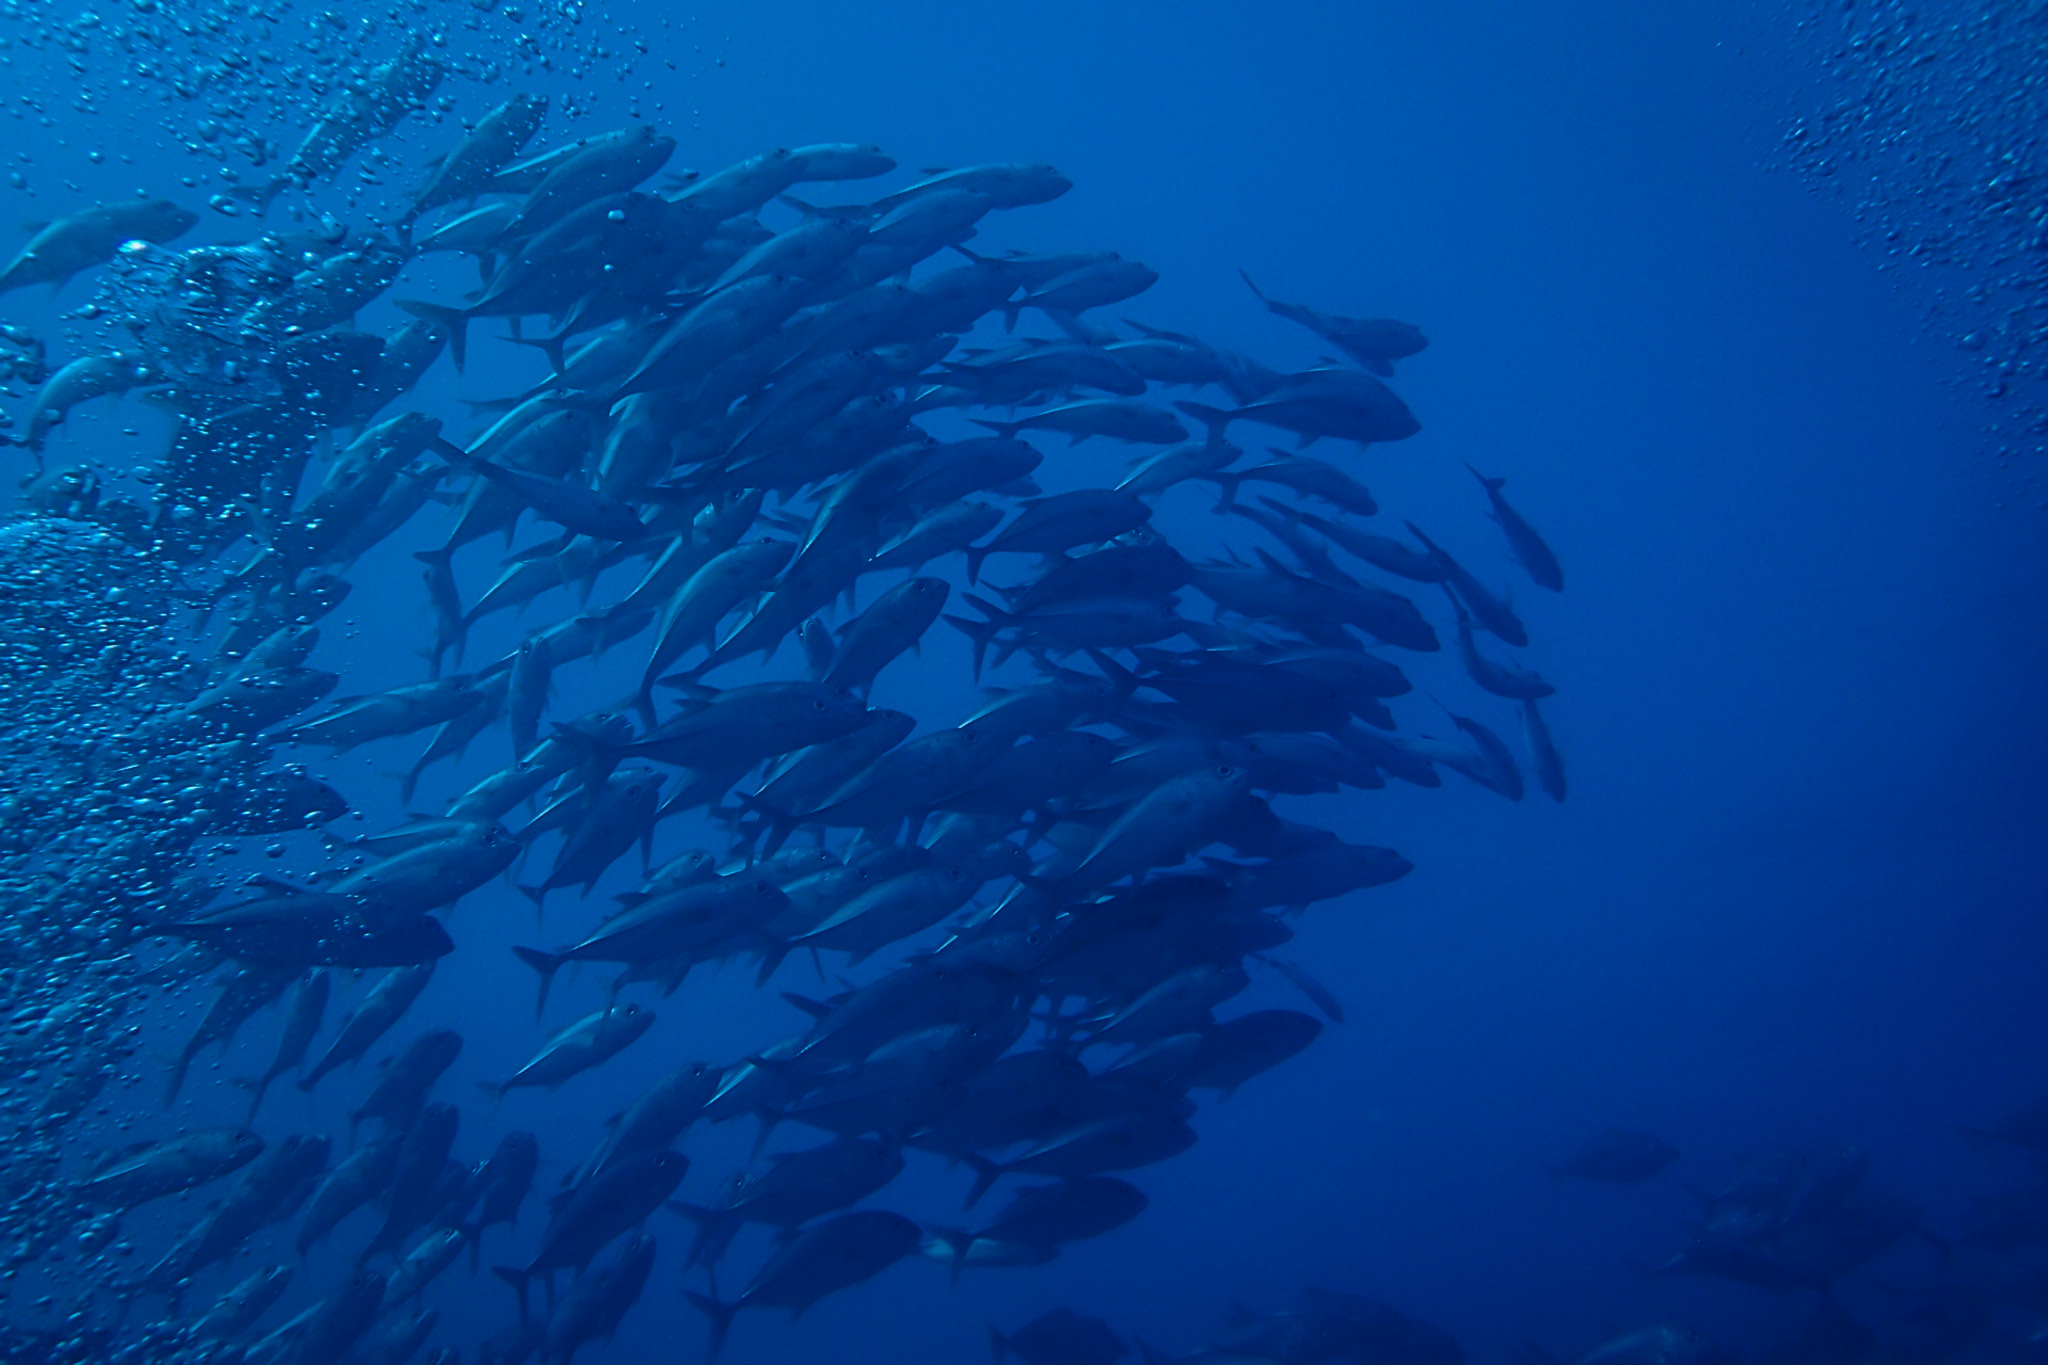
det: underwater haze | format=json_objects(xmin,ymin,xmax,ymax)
[{"xmin": 0, "ymin": 2, "xmax": 2044, "ymax": 1364}]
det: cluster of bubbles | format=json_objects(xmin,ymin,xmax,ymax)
[
  {"xmin": 0, "ymin": 0, "xmax": 715, "ymax": 213},
  {"xmin": 1776, "ymin": 0, "xmax": 2048, "ymax": 494},
  {"xmin": 0, "ymin": 520, "xmax": 189, "ymax": 1332}
]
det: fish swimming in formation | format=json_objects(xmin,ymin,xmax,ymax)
[{"xmin": 0, "ymin": 57, "xmax": 1575, "ymax": 1365}]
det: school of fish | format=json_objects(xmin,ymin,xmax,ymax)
[{"xmin": 0, "ymin": 32, "xmax": 1582, "ymax": 1365}]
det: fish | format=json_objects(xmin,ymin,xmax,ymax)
[
  {"xmin": 0, "ymin": 197, "xmax": 198, "ymax": 295},
  {"xmin": 405, "ymin": 93, "xmax": 552, "ymax": 225},
  {"xmin": 358, "ymin": 1102, "xmax": 460, "ymax": 1263},
  {"xmin": 511, "ymin": 874, "xmax": 790, "ymax": 1012},
  {"xmin": 352, "ymin": 1029, "xmax": 463, "ymax": 1134},
  {"xmin": 79, "ymin": 1128, "xmax": 265, "ymax": 1211},
  {"xmin": 457, "ymin": 1130, "xmax": 542, "ymax": 1263},
  {"xmin": 189, "ymin": 1264, "xmax": 293, "ymax": 1344},
  {"xmin": 962, "ymin": 1113, "xmax": 1198, "ymax": 1206},
  {"xmin": 493, "ymin": 1149, "xmax": 687, "ymax": 1315},
  {"xmin": 480, "ymin": 1005, "xmax": 655, "ymax": 1098},
  {"xmin": 144, "ymin": 1133, "xmax": 332, "ymax": 1291},
  {"xmin": 282, "ymin": 676, "xmax": 489, "ymax": 753},
  {"xmin": 673, "ymin": 1136, "xmax": 906, "ymax": 1266},
  {"xmin": 990, "ymin": 1308, "xmax": 1132, "ymax": 1365},
  {"xmin": 972, "ymin": 399, "xmax": 1189, "ymax": 446},
  {"xmin": 297, "ymin": 1135, "xmax": 402, "ymax": 1255},
  {"xmin": 18, "ymin": 351, "xmax": 155, "ymax": 451},
  {"xmin": 1238, "ymin": 270, "xmax": 1429, "ymax": 374},
  {"xmin": 430, "ymin": 437, "xmax": 648, "ymax": 543},
  {"xmin": 1450, "ymin": 597, "xmax": 1557, "ymax": 700},
  {"xmin": 235, "ymin": 970, "xmax": 330, "ymax": 1120},
  {"xmin": 542, "ymin": 1233, "xmax": 657, "ymax": 1364},
  {"xmin": 521, "ymin": 769, "xmax": 665, "ymax": 907},
  {"xmin": 164, "ymin": 963, "xmax": 295, "ymax": 1103},
  {"xmin": 575, "ymin": 1063, "xmax": 720, "ymax": 1186},
  {"xmin": 1002, "ymin": 255, "xmax": 1159, "ymax": 329},
  {"xmin": 278, "ymin": 39, "xmax": 443, "ymax": 190},
  {"xmin": 685, "ymin": 1209, "xmax": 921, "ymax": 1360},
  {"xmin": 151, "ymin": 894, "xmax": 455, "ymax": 968},
  {"xmin": 817, "ymin": 575, "xmax": 950, "ymax": 694},
  {"xmin": 1549, "ymin": 1129, "xmax": 1681, "ymax": 1182},
  {"xmin": 300, "ymin": 963, "xmax": 435, "ymax": 1091},
  {"xmin": 929, "ymin": 1177, "xmax": 1147, "ymax": 1280},
  {"xmin": 1468, "ymin": 464, "xmax": 1564, "ymax": 591},
  {"xmin": 0, "ymin": 95, "xmax": 1586, "ymax": 1365},
  {"xmin": 326, "ymin": 820, "xmax": 521, "ymax": 915},
  {"xmin": 289, "ymin": 1267, "xmax": 387, "ymax": 1365},
  {"xmin": 383, "ymin": 1225, "xmax": 467, "ymax": 1303},
  {"xmin": 1523, "ymin": 698, "xmax": 1568, "ymax": 802},
  {"xmin": 1405, "ymin": 523, "xmax": 1528, "ymax": 646}
]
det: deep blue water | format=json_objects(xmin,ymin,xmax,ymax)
[{"xmin": 1, "ymin": 3, "xmax": 2044, "ymax": 1363}]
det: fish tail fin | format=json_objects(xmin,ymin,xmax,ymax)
[
  {"xmin": 775, "ymin": 193, "xmax": 827, "ymax": 219},
  {"xmin": 942, "ymin": 611, "xmax": 997, "ymax": 684},
  {"xmin": 426, "ymin": 435, "xmax": 476, "ymax": 468},
  {"xmin": 731, "ymin": 791, "xmax": 796, "ymax": 859},
  {"xmin": 1237, "ymin": 267, "xmax": 1272, "ymax": 305},
  {"xmin": 962, "ymin": 1153, "xmax": 1002, "ymax": 1209},
  {"xmin": 1463, "ymin": 461, "xmax": 1504, "ymax": 492},
  {"xmin": 1257, "ymin": 954, "xmax": 1345, "ymax": 1023},
  {"xmin": 1208, "ymin": 471, "xmax": 1244, "ymax": 512},
  {"xmin": 966, "ymin": 418, "xmax": 1022, "ymax": 441},
  {"xmin": 491, "ymin": 1264, "xmax": 532, "ymax": 1319},
  {"xmin": 397, "ymin": 300, "xmax": 470, "ymax": 371},
  {"xmin": 1083, "ymin": 648, "xmax": 1140, "ymax": 710},
  {"xmin": 398, "ymin": 757, "xmax": 425, "ymax": 808},
  {"xmin": 511, "ymin": 946, "xmax": 564, "ymax": 1016},
  {"xmin": 684, "ymin": 1291, "xmax": 737, "ymax": 1363},
  {"xmin": 748, "ymin": 1110, "xmax": 782, "ymax": 1161},
  {"xmin": 505, "ymin": 332, "xmax": 568, "ymax": 378},
  {"xmin": 987, "ymin": 1324, "xmax": 1010, "ymax": 1365},
  {"xmin": 227, "ymin": 177, "xmax": 289, "ymax": 215},
  {"xmin": 163, "ymin": 1049, "xmax": 194, "ymax": 1106},
  {"xmin": 671, "ymin": 1204, "xmax": 738, "ymax": 1268},
  {"xmin": 1402, "ymin": 520, "xmax": 1444, "ymax": 558},
  {"xmin": 928, "ymin": 1225, "xmax": 972, "ymax": 1285},
  {"xmin": 548, "ymin": 719, "xmax": 620, "ymax": 754},
  {"xmin": 234, "ymin": 1075, "xmax": 271, "ymax": 1123},
  {"xmin": 999, "ymin": 302, "xmax": 1021, "ymax": 333},
  {"xmin": 1174, "ymin": 400, "xmax": 1236, "ymax": 445},
  {"xmin": 626, "ymin": 666, "xmax": 665, "ymax": 729},
  {"xmin": 752, "ymin": 941, "xmax": 791, "ymax": 987}
]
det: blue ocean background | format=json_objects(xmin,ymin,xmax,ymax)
[{"xmin": 2, "ymin": 2, "xmax": 2044, "ymax": 1361}]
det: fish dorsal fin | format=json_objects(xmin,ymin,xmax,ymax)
[
  {"xmin": 778, "ymin": 992, "xmax": 832, "ymax": 1020},
  {"xmin": 1251, "ymin": 546, "xmax": 1298, "ymax": 579}
]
